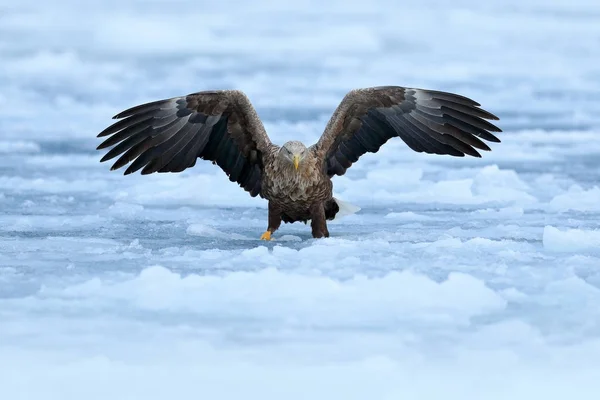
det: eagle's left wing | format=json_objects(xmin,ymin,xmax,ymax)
[{"xmin": 310, "ymin": 86, "xmax": 502, "ymax": 177}]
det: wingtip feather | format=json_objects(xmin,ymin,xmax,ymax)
[
  {"xmin": 465, "ymin": 147, "xmax": 482, "ymax": 158},
  {"xmin": 97, "ymin": 127, "xmax": 114, "ymax": 138}
]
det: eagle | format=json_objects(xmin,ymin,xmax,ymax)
[{"xmin": 96, "ymin": 86, "xmax": 502, "ymax": 240}]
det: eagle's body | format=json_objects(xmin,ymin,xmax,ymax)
[
  {"xmin": 96, "ymin": 86, "xmax": 502, "ymax": 240},
  {"xmin": 260, "ymin": 143, "xmax": 338, "ymax": 237}
]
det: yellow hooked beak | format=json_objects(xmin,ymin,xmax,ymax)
[{"xmin": 293, "ymin": 154, "xmax": 300, "ymax": 170}]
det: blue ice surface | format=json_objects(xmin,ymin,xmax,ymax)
[{"xmin": 1, "ymin": 0, "xmax": 600, "ymax": 398}]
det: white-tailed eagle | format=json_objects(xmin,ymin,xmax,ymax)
[{"xmin": 96, "ymin": 86, "xmax": 501, "ymax": 240}]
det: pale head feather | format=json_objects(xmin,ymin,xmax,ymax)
[{"xmin": 278, "ymin": 140, "xmax": 308, "ymax": 167}]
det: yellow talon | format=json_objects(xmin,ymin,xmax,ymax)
[{"xmin": 260, "ymin": 231, "xmax": 272, "ymax": 241}]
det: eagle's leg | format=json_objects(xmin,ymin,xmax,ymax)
[
  {"xmin": 310, "ymin": 202, "xmax": 329, "ymax": 239},
  {"xmin": 261, "ymin": 201, "xmax": 282, "ymax": 241}
]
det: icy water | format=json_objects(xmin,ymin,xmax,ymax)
[{"xmin": 1, "ymin": 0, "xmax": 600, "ymax": 398}]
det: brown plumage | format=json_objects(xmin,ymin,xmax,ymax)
[{"xmin": 96, "ymin": 86, "xmax": 502, "ymax": 240}]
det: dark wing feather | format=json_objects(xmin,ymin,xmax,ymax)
[
  {"xmin": 96, "ymin": 90, "xmax": 274, "ymax": 197},
  {"xmin": 311, "ymin": 86, "xmax": 502, "ymax": 177}
]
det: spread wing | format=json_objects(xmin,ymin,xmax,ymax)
[
  {"xmin": 96, "ymin": 89, "xmax": 274, "ymax": 197},
  {"xmin": 311, "ymin": 86, "xmax": 502, "ymax": 177}
]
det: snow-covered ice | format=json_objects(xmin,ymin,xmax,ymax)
[{"xmin": 1, "ymin": 0, "xmax": 600, "ymax": 398}]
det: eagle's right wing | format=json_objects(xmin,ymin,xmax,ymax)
[{"xmin": 96, "ymin": 90, "xmax": 275, "ymax": 197}]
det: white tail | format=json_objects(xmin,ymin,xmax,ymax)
[{"xmin": 332, "ymin": 197, "xmax": 361, "ymax": 220}]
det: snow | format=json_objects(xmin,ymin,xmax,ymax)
[
  {"xmin": 543, "ymin": 226, "xmax": 600, "ymax": 253},
  {"xmin": 2, "ymin": 0, "xmax": 600, "ymax": 398},
  {"xmin": 549, "ymin": 185, "xmax": 600, "ymax": 212}
]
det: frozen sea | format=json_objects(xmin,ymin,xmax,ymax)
[{"xmin": 1, "ymin": 0, "xmax": 600, "ymax": 398}]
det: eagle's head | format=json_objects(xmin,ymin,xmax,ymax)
[{"xmin": 279, "ymin": 141, "xmax": 308, "ymax": 170}]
